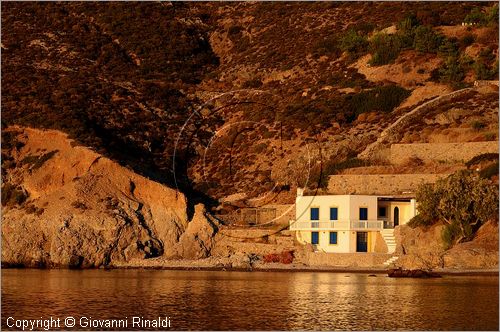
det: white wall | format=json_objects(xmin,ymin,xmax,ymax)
[
  {"xmin": 295, "ymin": 195, "xmax": 351, "ymax": 223},
  {"xmin": 296, "ymin": 230, "xmax": 353, "ymax": 253},
  {"xmin": 295, "ymin": 195, "xmax": 379, "ymax": 223},
  {"xmin": 349, "ymin": 195, "xmax": 378, "ymax": 220}
]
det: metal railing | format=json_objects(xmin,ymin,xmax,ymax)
[{"xmin": 289, "ymin": 219, "xmax": 383, "ymax": 231}]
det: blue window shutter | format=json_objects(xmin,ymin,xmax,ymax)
[
  {"xmin": 330, "ymin": 232, "xmax": 337, "ymax": 244},
  {"xmin": 310, "ymin": 208, "xmax": 319, "ymax": 220},
  {"xmin": 330, "ymin": 207, "xmax": 338, "ymax": 220},
  {"xmin": 360, "ymin": 208, "xmax": 368, "ymax": 220},
  {"xmin": 311, "ymin": 232, "xmax": 319, "ymax": 244}
]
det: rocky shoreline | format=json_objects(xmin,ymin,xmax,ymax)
[{"xmin": 2, "ymin": 259, "xmax": 498, "ymax": 276}]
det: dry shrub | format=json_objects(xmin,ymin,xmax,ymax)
[
  {"xmin": 263, "ymin": 250, "xmax": 294, "ymax": 264},
  {"xmin": 405, "ymin": 156, "xmax": 425, "ymax": 166}
]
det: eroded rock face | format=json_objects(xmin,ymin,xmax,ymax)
[
  {"xmin": 172, "ymin": 204, "xmax": 218, "ymax": 260},
  {"xmin": 394, "ymin": 222, "xmax": 498, "ymax": 270},
  {"xmin": 1, "ymin": 127, "xmax": 216, "ymax": 268}
]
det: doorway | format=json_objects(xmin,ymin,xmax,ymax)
[
  {"xmin": 356, "ymin": 232, "xmax": 368, "ymax": 252},
  {"xmin": 394, "ymin": 207, "xmax": 399, "ymax": 227}
]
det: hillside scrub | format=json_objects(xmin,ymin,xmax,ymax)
[
  {"xmin": 346, "ymin": 85, "xmax": 411, "ymax": 122},
  {"xmin": 367, "ymin": 9, "xmax": 498, "ymax": 87},
  {"xmin": 463, "ymin": 4, "xmax": 499, "ymax": 26},
  {"xmin": 408, "ymin": 170, "xmax": 499, "ymax": 249},
  {"xmin": 339, "ymin": 29, "xmax": 369, "ymax": 59},
  {"xmin": 368, "ymin": 33, "xmax": 404, "ymax": 66}
]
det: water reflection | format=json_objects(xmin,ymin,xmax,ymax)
[{"xmin": 2, "ymin": 269, "xmax": 498, "ymax": 330}]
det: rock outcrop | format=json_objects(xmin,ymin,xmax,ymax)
[
  {"xmin": 394, "ymin": 222, "xmax": 498, "ymax": 270},
  {"xmin": 1, "ymin": 127, "xmax": 217, "ymax": 268}
]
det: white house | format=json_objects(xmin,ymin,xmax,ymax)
[{"xmin": 289, "ymin": 189, "xmax": 416, "ymax": 253}]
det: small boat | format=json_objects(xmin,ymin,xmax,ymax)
[{"xmin": 388, "ymin": 268, "xmax": 441, "ymax": 278}]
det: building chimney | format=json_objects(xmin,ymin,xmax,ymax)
[{"xmin": 297, "ymin": 187, "xmax": 304, "ymax": 197}]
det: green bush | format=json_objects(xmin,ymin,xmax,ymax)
[
  {"xmin": 397, "ymin": 13, "xmax": 420, "ymax": 33},
  {"xmin": 465, "ymin": 153, "xmax": 499, "ymax": 168},
  {"xmin": 339, "ymin": 29, "xmax": 368, "ymax": 59},
  {"xmin": 441, "ymin": 221, "xmax": 462, "ymax": 249},
  {"xmin": 438, "ymin": 56, "xmax": 466, "ymax": 84},
  {"xmin": 473, "ymin": 60, "xmax": 499, "ymax": 80},
  {"xmin": 413, "ymin": 25, "xmax": 443, "ymax": 53},
  {"xmin": 470, "ymin": 120, "xmax": 486, "ymax": 131},
  {"xmin": 459, "ymin": 34, "xmax": 475, "ymax": 49},
  {"xmin": 438, "ymin": 38, "xmax": 459, "ymax": 58},
  {"xmin": 484, "ymin": 132, "xmax": 497, "ymax": 141},
  {"xmin": 479, "ymin": 162, "xmax": 499, "ymax": 179},
  {"xmin": 346, "ymin": 85, "xmax": 411, "ymax": 122},
  {"xmin": 369, "ymin": 33, "xmax": 403, "ymax": 66},
  {"xmin": 408, "ymin": 214, "xmax": 435, "ymax": 228}
]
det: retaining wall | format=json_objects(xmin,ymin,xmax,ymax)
[
  {"xmin": 304, "ymin": 252, "xmax": 391, "ymax": 267},
  {"xmin": 390, "ymin": 141, "xmax": 499, "ymax": 164},
  {"xmin": 327, "ymin": 174, "xmax": 447, "ymax": 195}
]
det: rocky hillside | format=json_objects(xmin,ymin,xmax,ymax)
[
  {"xmin": 2, "ymin": 2, "xmax": 498, "ymax": 216},
  {"xmin": 1, "ymin": 127, "xmax": 217, "ymax": 267}
]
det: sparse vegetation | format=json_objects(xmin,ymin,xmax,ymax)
[
  {"xmin": 465, "ymin": 153, "xmax": 499, "ymax": 168},
  {"xmin": 1, "ymin": 183, "xmax": 28, "ymax": 207},
  {"xmin": 21, "ymin": 150, "xmax": 59, "ymax": 171},
  {"xmin": 470, "ymin": 120, "xmax": 487, "ymax": 131}
]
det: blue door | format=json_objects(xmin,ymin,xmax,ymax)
[
  {"xmin": 359, "ymin": 207, "xmax": 368, "ymax": 220},
  {"xmin": 356, "ymin": 232, "xmax": 368, "ymax": 252},
  {"xmin": 311, "ymin": 232, "xmax": 319, "ymax": 245}
]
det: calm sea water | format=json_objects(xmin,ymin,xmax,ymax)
[{"xmin": 2, "ymin": 269, "xmax": 498, "ymax": 330}]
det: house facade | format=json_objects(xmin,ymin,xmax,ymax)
[{"xmin": 289, "ymin": 190, "xmax": 416, "ymax": 253}]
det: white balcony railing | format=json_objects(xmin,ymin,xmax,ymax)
[{"xmin": 289, "ymin": 219, "xmax": 383, "ymax": 231}]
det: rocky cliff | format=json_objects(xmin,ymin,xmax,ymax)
[{"xmin": 1, "ymin": 127, "xmax": 217, "ymax": 268}]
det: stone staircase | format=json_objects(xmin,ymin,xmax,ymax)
[{"xmin": 381, "ymin": 228, "xmax": 396, "ymax": 253}]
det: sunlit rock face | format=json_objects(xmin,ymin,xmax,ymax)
[{"xmin": 1, "ymin": 127, "xmax": 216, "ymax": 268}]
